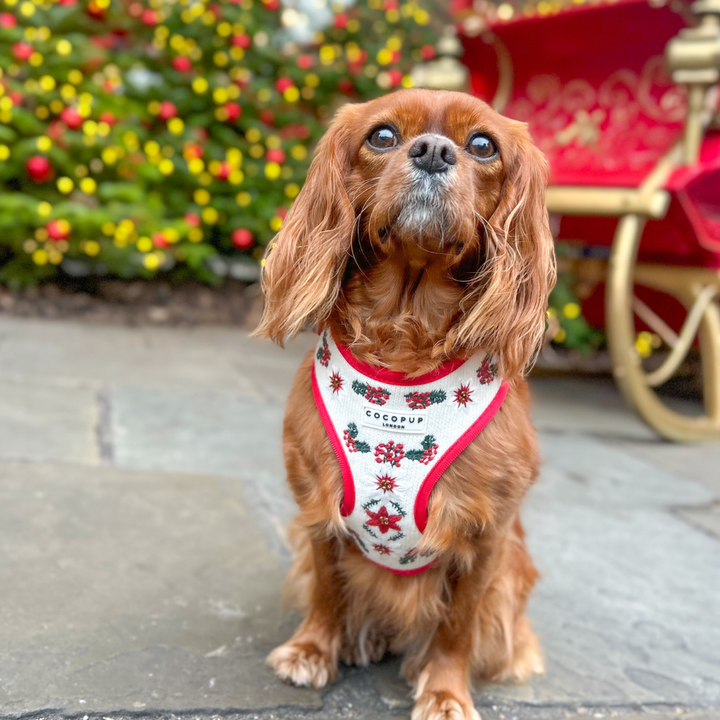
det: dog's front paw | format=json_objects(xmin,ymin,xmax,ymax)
[
  {"xmin": 412, "ymin": 691, "xmax": 480, "ymax": 720},
  {"xmin": 267, "ymin": 640, "xmax": 337, "ymax": 689}
]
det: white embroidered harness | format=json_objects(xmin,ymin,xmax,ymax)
[{"xmin": 311, "ymin": 331, "xmax": 507, "ymax": 575}]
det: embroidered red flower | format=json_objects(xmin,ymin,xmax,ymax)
[
  {"xmin": 477, "ymin": 355, "xmax": 497, "ymax": 384},
  {"xmin": 329, "ymin": 370, "xmax": 344, "ymax": 394},
  {"xmin": 375, "ymin": 473, "xmax": 397, "ymax": 493},
  {"xmin": 373, "ymin": 543, "xmax": 391, "ymax": 556},
  {"xmin": 365, "ymin": 505, "xmax": 402, "ymax": 534},
  {"xmin": 453, "ymin": 382, "xmax": 474, "ymax": 408},
  {"xmin": 374, "ymin": 440, "xmax": 405, "ymax": 467}
]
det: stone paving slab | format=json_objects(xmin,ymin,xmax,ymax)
[
  {"xmin": 0, "ymin": 318, "xmax": 719, "ymax": 719},
  {"xmin": 0, "ymin": 377, "xmax": 99, "ymax": 466},
  {"xmin": 0, "ymin": 461, "xmax": 322, "ymax": 715}
]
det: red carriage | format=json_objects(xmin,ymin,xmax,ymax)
[{"xmin": 454, "ymin": 0, "xmax": 720, "ymax": 441}]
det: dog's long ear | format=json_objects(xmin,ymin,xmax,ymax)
[
  {"xmin": 253, "ymin": 104, "xmax": 358, "ymax": 345},
  {"xmin": 456, "ymin": 121, "xmax": 556, "ymax": 378}
]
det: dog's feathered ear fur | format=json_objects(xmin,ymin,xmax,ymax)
[
  {"xmin": 253, "ymin": 104, "xmax": 359, "ymax": 345},
  {"xmin": 456, "ymin": 120, "xmax": 556, "ymax": 378}
]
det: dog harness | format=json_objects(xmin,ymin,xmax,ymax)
[{"xmin": 311, "ymin": 331, "xmax": 508, "ymax": 575}]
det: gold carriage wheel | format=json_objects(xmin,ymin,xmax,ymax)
[{"xmin": 606, "ymin": 213, "xmax": 720, "ymax": 442}]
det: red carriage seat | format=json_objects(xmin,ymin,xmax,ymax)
[{"xmin": 457, "ymin": 0, "xmax": 720, "ymax": 269}]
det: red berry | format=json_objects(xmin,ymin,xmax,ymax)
[
  {"xmin": 231, "ymin": 228, "xmax": 254, "ymax": 250},
  {"xmin": 276, "ymin": 206, "xmax": 288, "ymax": 220},
  {"xmin": 158, "ymin": 101, "xmax": 177, "ymax": 121},
  {"xmin": 421, "ymin": 44, "xmax": 436, "ymax": 60},
  {"xmin": 26, "ymin": 156, "xmax": 53, "ymax": 183},
  {"xmin": 265, "ymin": 148, "xmax": 285, "ymax": 164},
  {"xmin": 338, "ymin": 78, "xmax": 354, "ymax": 94},
  {"xmin": 297, "ymin": 54, "xmax": 313, "ymax": 70},
  {"xmin": 0, "ymin": 12, "xmax": 17, "ymax": 28},
  {"xmin": 9, "ymin": 91, "xmax": 23, "ymax": 105},
  {"xmin": 224, "ymin": 102, "xmax": 241, "ymax": 121},
  {"xmin": 184, "ymin": 143, "xmax": 203, "ymax": 159},
  {"xmin": 334, "ymin": 13, "xmax": 348, "ymax": 28},
  {"xmin": 275, "ymin": 77, "xmax": 294, "ymax": 93},
  {"xmin": 141, "ymin": 8, "xmax": 157, "ymax": 25},
  {"xmin": 152, "ymin": 232, "xmax": 169, "ymax": 248},
  {"xmin": 259, "ymin": 109, "xmax": 275, "ymax": 126},
  {"xmin": 216, "ymin": 161, "xmax": 231, "ymax": 180},
  {"xmin": 60, "ymin": 107, "xmax": 83, "ymax": 130},
  {"xmin": 46, "ymin": 219, "xmax": 71, "ymax": 241},
  {"xmin": 173, "ymin": 56, "xmax": 192, "ymax": 72},
  {"xmin": 264, "ymin": 0, "xmax": 279, "ymax": 8},
  {"xmin": 231, "ymin": 33, "xmax": 251, "ymax": 49},
  {"xmin": 12, "ymin": 42, "xmax": 34, "ymax": 62},
  {"xmin": 99, "ymin": 111, "xmax": 116, "ymax": 125},
  {"xmin": 185, "ymin": 212, "xmax": 201, "ymax": 227},
  {"xmin": 388, "ymin": 69, "xmax": 403, "ymax": 86}
]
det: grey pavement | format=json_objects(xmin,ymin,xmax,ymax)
[{"xmin": 0, "ymin": 316, "xmax": 718, "ymax": 720}]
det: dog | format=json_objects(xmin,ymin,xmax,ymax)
[{"xmin": 254, "ymin": 88, "xmax": 556, "ymax": 720}]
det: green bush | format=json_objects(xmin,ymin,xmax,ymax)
[{"xmin": 0, "ymin": 0, "xmax": 438, "ymax": 288}]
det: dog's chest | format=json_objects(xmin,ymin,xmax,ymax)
[{"xmin": 311, "ymin": 331, "xmax": 507, "ymax": 574}]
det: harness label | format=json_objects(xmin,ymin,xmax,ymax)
[{"xmin": 361, "ymin": 404, "xmax": 427, "ymax": 434}]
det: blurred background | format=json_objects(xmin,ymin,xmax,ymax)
[{"xmin": 0, "ymin": 0, "xmax": 719, "ymax": 717}]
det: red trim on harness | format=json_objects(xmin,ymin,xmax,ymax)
[
  {"xmin": 366, "ymin": 555, "xmax": 436, "ymax": 575},
  {"xmin": 334, "ymin": 337, "xmax": 468, "ymax": 386},
  {"xmin": 413, "ymin": 381, "xmax": 509, "ymax": 533},
  {"xmin": 312, "ymin": 363, "xmax": 355, "ymax": 517}
]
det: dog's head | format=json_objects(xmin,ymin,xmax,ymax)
[{"xmin": 255, "ymin": 89, "xmax": 555, "ymax": 378}]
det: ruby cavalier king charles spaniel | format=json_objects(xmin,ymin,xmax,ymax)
[{"xmin": 254, "ymin": 89, "xmax": 556, "ymax": 720}]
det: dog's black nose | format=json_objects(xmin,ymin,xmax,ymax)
[{"xmin": 408, "ymin": 135, "xmax": 457, "ymax": 174}]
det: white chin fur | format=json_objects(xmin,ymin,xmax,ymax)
[{"xmin": 395, "ymin": 170, "xmax": 451, "ymax": 238}]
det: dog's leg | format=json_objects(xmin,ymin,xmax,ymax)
[
  {"xmin": 267, "ymin": 537, "xmax": 343, "ymax": 689},
  {"xmin": 408, "ymin": 568, "xmax": 480, "ymax": 720}
]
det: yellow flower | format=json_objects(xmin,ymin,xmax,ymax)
[
  {"xmin": 37, "ymin": 136, "xmax": 52, "ymax": 152},
  {"xmin": 57, "ymin": 177, "xmax": 74, "ymax": 194},
  {"xmin": 143, "ymin": 253, "xmax": 161, "ymax": 270},
  {"xmin": 80, "ymin": 178, "xmax": 97, "ymax": 194},
  {"xmin": 202, "ymin": 207, "xmax": 219, "ymax": 224},
  {"xmin": 0, "ymin": 145, "xmax": 9, "ymax": 161},
  {"xmin": 136, "ymin": 236, "xmax": 153, "ymax": 253},
  {"xmin": 283, "ymin": 87, "xmax": 300, "ymax": 103},
  {"xmin": 37, "ymin": 201, "xmax": 52, "ymax": 217},
  {"xmin": 84, "ymin": 240, "xmax": 100, "ymax": 256},
  {"xmin": 562, "ymin": 302, "xmax": 581, "ymax": 319},
  {"xmin": 284, "ymin": 183, "xmax": 300, "ymax": 199},
  {"xmin": 32, "ymin": 249, "xmax": 48, "ymax": 266},
  {"xmin": 194, "ymin": 188, "xmax": 211, "ymax": 206},
  {"xmin": 56, "ymin": 39, "xmax": 72, "ymax": 56},
  {"xmin": 192, "ymin": 77, "xmax": 208, "ymax": 94},
  {"xmin": 168, "ymin": 118, "xmax": 184, "ymax": 135},
  {"xmin": 265, "ymin": 162, "xmax": 281, "ymax": 180}
]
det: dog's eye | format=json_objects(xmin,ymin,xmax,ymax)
[
  {"xmin": 466, "ymin": 133, "xmax": 498, "ymax": 160},
  {"xmin": 367, "ymin": 126, "xmax": 399, "ymax": 150}
]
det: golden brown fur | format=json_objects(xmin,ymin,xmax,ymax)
[{"xmin": 254, "ymin": 89, "xmax": 555, "ymax": 719}]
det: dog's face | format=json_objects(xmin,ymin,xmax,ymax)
[
  {"xmin": 256, "ymin": 89, "xmax": 556, "ymax": 378},
  {"xmin": 341, "ymin": 91, "xmax": 514, "ymax": 257}
]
